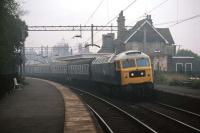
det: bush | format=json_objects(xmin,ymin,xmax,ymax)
[
  {"xmin": 190, "ymin": 80, "xmax": 200, "ymax": 89},
  {"xmin": 154, "ymin": 72, "xmax": 189, "ymax": 85},
  {"xmin": 154, "ymin": 73, "xmax": 168, "ymax": 84}
]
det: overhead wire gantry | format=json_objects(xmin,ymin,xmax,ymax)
[{"xmin": 28, "ymin": 25, "xmax": 133, "ymax": 48}]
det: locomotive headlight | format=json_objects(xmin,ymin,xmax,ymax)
[
  {"xmin": 141, "ymin": 72, "xmax": 144, "ymax": 75},
  {"xmin": 131, "ymin": 73, "xmax": 134, "ymax": 76}
]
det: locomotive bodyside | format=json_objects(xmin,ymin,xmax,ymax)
[{"xmin": 91, "ymin": 54, "xmax": 121, "ymax": 86}]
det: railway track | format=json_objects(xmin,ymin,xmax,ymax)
[
  {"xmin": 70, "ymin": 87, "xmax": 157, "ymax": 133},
  {"xmin": 145, "ymin": 102, "xmax": 200, "ymax": 131},
  {"xmin": 134, "ymin": 102, "xmax": 200, "ymax": 132},
  {"xmin": 155, "ymin": 102, "xmax": 200, "ymax": 118},
  {"xmin": 128, "ymin": 100, "xmax": 200, "ymax": 133},
  {"xmin": 70, "ymin": 86, "xmax": 200, "ymax": 132}
]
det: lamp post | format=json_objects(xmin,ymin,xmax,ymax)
[{"xmin": 21, "ymin": 26, "xmax": 25, "ymax": 81}]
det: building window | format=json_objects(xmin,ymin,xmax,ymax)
[
  {"xmin": 185, "ymin": 63, "xmax": 192, "ymax": 72},
  {"xmin": 176, "ymin": 63, "xmax": 183, "ymax": 73}
]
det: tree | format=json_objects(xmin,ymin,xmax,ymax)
[
  {"xmin": 0, "ymin": 0, "xmax": 28, "ymax": 96},
  {"xmin": 0, "ymin": 0, "xmax": 28, "ymax": 74},
  {"xmin": 176, "ymin": 49, "xmax": 199, "ymax": 58}
]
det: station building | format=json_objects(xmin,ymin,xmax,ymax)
[{"xmin": 98, "ymin": 11, "xmax": 196, "ymax": 74}]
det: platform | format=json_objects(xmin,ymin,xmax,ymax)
[
  {"xmin": 0, "ymin": 77, "xmax": 99, "ymax": 133},
  {"xmin": 155, "ymin": 84, "xmax": 200, "ymax": 100}
]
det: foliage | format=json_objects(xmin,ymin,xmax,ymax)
[
  {"xmin": 0, "ymin": 0, "xmax": 28, "ymax": 96},
  {"xmin": 176, "ymin": 49, "xmax": 200, "ymax": 63},
  {"xmin": 154, "ymin": 72, "xmax": 168, "ymax": 84},
  {"xmin": 190, "ymin": 80, "xmax": 200, "ymax": 89},
  {"xmin": 0, "ymin": 0, "xmax": 28, "ymax": 74},
  {"xmin": 154, "ymin": 71, "xmax": 200, "ymax": 89},
  {"xmin": 176, "ymin": 49, "xmax": 199, "ymax": 58},
  {"xmin": 154, "ymin": 72, "xmax": 188, "ymax": 85}
]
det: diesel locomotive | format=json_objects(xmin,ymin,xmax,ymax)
[{"xmin": 26, "ymin": 50, "xmax": 154, "ymax": 95}]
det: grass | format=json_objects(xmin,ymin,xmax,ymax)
[
  {"xmin": 190, "ymin": 80, "xmax": 200, "ymax": 89},
  {"xmin": 154, "ymin": 72, "xmax": 200, "ymax": 89},
  {"xmin": 154, "ymin": 72, "xmax": 188, "ymax": 85}
]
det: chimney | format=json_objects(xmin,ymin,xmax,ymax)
[
  {"xmin": 117, "ymin": 11, "xmax": 126, "ymax": 39},
  {"xmin": 146, "ymin": 15, "xmax": 153, "ymax": 25}
]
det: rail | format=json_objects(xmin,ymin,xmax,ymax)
[
  {"xmin": 70, "ymin": 87, "xmax": 157, "ymax": 133},
  {"xmin": 138, "ymin": 104, "xmax": 200, "ymax": 132}
]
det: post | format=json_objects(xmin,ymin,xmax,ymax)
[
  {"xmin": 47, "ymin": 45, "xmax": 48, "ymax": 57},
  {"xmin": 91, "ymin": 24, "xmax": 94, "ymax": 46},
  {"xmin": 41, "ymin": 45, "xmax": 43, "ymax": 57}
]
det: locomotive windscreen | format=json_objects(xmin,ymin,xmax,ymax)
[{"xmin": 136, "ymin": 58, "xmax": 150, "ymax": 67}]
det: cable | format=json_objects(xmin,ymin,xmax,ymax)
[
  {"xmin": 128, "ymin": 0, "xmax": 169, "ymax": 25},
  {"xmin": 154, "ymin": 20, "xmax": 178, "ymax": 26},
  {"xmin": 147, "ymin": 0, "xmax": 169, "ymax": 14},
  {"xmin": 155, "ymin": 14, "xmax": 200, "ymax": 27},
  {"xmin": 84, "ymin": 0, "xmax": 105, "ymax": 25},
  {"xmin": 123, "ymin": 0, "xmax": 138, "ymax": 12},
  {"xmin": 84, "ymin": 0, "xmax": 137, "ymax": 43},
  {"xmin": 105, "ymin": 0, "xmax": 137, "ymax": 26},
  {"xmin": 170, "ymin": 14, "xmax": 200, "ymax": 27}
]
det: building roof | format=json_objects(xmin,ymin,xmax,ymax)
[
  {"xmin": 98, "ymin": 14, "xmax": 175, "ymax": 54},
  {"xmin": 157, "ymin": 28, "xmax": 175, "ymax": 44},
  {"xmin": 124, "ymin": 18, "xmax": 174, "ymax": 44}
]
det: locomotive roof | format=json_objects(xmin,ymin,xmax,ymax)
[
  {"xmin": 92, "ymin": 53, "xmax": 115, "ymax": 64},
  {"xmin": 92, "ymin": 50, "xmax": 149, "ymax": 64},
  {"xmin": 114, "ymin": 50, "xmax": 149, "ymax": 60}
]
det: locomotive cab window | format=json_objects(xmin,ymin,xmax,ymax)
[
  {"xmin": 136, "ymin": 58, "xmax": 150, "ymax": 67},
  {"xmin": 122, "ymin": 59, "xmax": 135, "ymax": 68}
]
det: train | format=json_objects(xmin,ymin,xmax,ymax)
[{"xmin": 26, "ymin": 50, "xmax": 154, "ymax": 96}]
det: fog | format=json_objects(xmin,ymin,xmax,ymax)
[{"xmin": 19, "ymin": 0, "xmax": 200, "ymax": 54}]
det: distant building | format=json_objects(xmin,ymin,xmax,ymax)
[
  {"xmin": 52, "ymin": 44, "xmax": 70, "ymax": 57},
  {"xmin": 78, "ymin": 43, "xmax": 90, "ymax": 54},
  {"xmin": 98, "ymin": 33, "xmax": 115, "ymax": 53},
  {"xmin": 168, "ymin": 56, "xmax": 194, "ymax": 73},
  {"xmin": 53, "ymin": 39, "xmax": 71, "ymax": 57}
]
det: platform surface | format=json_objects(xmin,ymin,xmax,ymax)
[
  {"xmin": 0, "ymin": 78, "xmax": 98, "ymax": 133},
  {"xmin": 0, "ymin": 77, "xmax": 64, "ymax": 133}
]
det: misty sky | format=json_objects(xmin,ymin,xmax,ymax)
[{"xmin": 19, "ymin": 0, "xmax": 200, "ymax": 54}]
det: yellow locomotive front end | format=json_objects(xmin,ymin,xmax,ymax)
[
  {"xmin": 115, "ymin": 51, "xmax": 154, "ymax": 89},
  {"xmin": 120, "ymin": 58, "xmax": 153, "ymax": 85}
]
